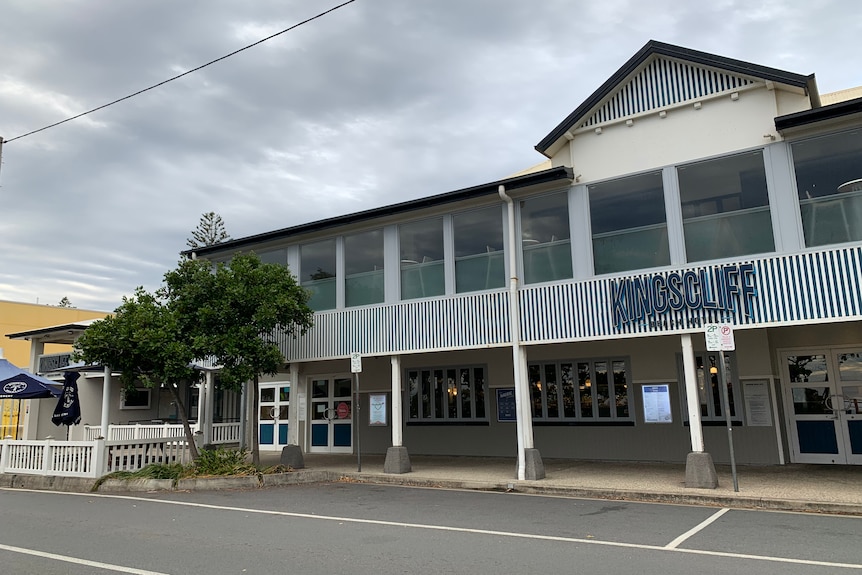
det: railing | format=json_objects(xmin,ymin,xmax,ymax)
[
  {"xmin": 212, "ymin": 422, "xmax": 241, "ymax": 444},
  {"xmin": 0, "ymin": 437, "xmax": 192, "ymax": 478},
  {"xmin": 105, "ymin": 438, "xmax": 190, "ymax": 472},
  {"xmin": 84, "ymin": 422, "xmax": 241, "ymax": 444}
]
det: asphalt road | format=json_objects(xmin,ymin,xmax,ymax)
[{"xmin": 0, "ymin": 482, "xmax": 860, "ymax": 574}]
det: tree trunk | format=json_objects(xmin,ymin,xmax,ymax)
[
  {"xmin": 251, "ymin": 375, "xmax": 260, "ymax": 467},
  {"xmin": 167, "ymin": 381, "xmax": 200, "ymax": 461}
]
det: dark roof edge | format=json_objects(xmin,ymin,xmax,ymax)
[
  {"xmin": 6, "ymin": 323, "xmax": 93, "ymax": 340},
  {"xmin": 187, "ymin": 166, "xmax": 575, "ymax": 257},
  {"xmin": 775, "ymin": 95, "xmax": 862, "ymax": 132},
  {"xmin": 536, "ymin": 40, "xmax": 814, "ymax": 155}
]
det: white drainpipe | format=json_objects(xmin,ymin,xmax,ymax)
[{"xmin": 499, "ymin": 185, "xmax": 532, "ymax": 481}]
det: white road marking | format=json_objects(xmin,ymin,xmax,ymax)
[
  {"xmin": 3, "ymin": 488, "xmax": 862, "ymax": 570},
  {"xmin": 0, "ymin": 542, "xmax": 171, "ymax": 575},
  {"xmin": 665, "ymin": 507, "xmax": 730, "ymax": 549}
]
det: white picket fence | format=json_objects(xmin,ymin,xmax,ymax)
[
  {"xmin": 0, "ymin": 437, "xmax": 192, "ymax": 478},
  {"xmin": 84, "ymin": 422, "xmax": 241, "ymax": 444}
]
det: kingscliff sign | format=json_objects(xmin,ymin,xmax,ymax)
[{"xmin": 611, "ymin": 263, "xmax": 757, "ymax": 330}]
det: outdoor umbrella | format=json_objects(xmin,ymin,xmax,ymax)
[
  {"xmin": 52, "ymin": 371, "xmax": 82, "ymax": 427},
  {"xmin": 0, "ymin": 359, "xmax": 62, "ymax": 399}
]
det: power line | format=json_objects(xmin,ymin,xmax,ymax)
[{"xmin": 2, "ymin": 0, "xmax": 357, "ymax": 144}]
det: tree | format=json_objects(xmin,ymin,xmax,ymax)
[
  {"xmin": 73, "ymin": 286, "xmax": 205, "ymax": 460},
  {"xmin": 57, "ymin": 297, "xmax": 74, "ymax": 308},
  {"xmin": 165, "ymin": 253, "xmax": 313, "ymax": 466},
  {"xmin": 186, "ymin": 211, "xmax": 230, "ymax": 250}
]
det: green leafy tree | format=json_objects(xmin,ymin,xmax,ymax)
[
  {"xmin": 186, "ymin": 211, "xmax": 230, "ymax": 250},
  {"xmin": 57, "ymin": 296, "xmax": 74, "ymax": 308},
  {"xmin": 73, "ymin": 287, "xmax": 204, "ymax": 460},
  {"xmin": 165, "ymin": 253, "xmax": 313, "ymax": 466}
]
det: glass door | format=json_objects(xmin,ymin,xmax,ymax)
[
  {"xmin": 309, "ymin": 377, "xmax": 353, "ymax": 453},
  {"xmin": 782, "ymin": 350, "xmax": 862, "ymax": 464},
  {"xmin": 258, "ymin": 382, "xmax": 290, "ymax": 451},
  {"xmin": 836, "ymin": 351, "xmax": 862, "ymax": 464}
]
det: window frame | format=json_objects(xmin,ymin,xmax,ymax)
[
  {"xmin": 527, "ymin": 357, "xmax": 634, "ymax": 425},
  {"xmin": 588, "ymin": 170, "xmax": 671, "ymax": 275},
  {"xmin": 405, "ymin": 364, "xmax": 489, "ymax": 424},
  {"xmin": 677, "ymin": 352, "xmax": 743, "ymax": 424},
  {"xmin": 120, "ymin": 387, "xmax": 152, "ymax": 410}
]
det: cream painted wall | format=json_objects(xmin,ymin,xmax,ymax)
[{"xmin": 549, "ymin": 88, "xmax": 810, "ymax": 184}]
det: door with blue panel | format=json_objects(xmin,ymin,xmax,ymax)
[
  {"xmin": 258, "ymin": 383, "xmax": 290, "ymax": 451},
  {"xmin": 837, "ymin": 351, "xmax": 862, "ymax": 464},
  {"xmin": 783, "ymin": 350, "xmax": 862, "ymax": 464},
  {"xmin": 309, "ymin": 377, "xmax": 353, "ymax": 454}
]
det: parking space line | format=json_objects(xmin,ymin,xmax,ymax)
[
  {"xmin": 665, "ymin": 507, "xmax": 730, "ymax": 549},
  {"xmin": 0, "ymin": 542, "xmax": 170, "ymax": 575},
  {"xmin": 6, "ymin": 489, "xmax": 862, "ymax": 571}
]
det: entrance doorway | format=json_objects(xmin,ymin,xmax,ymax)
[
  {"xmin": 308, "ymin": 376, "xmax": 353, "ymax": 453},
  {"xmin": 258, "ymin": 382, "xmax": 290, "ymax": 451},
  {"xmin": 781, "ymin": 348, "xmax": 862, "ymax": 464}
]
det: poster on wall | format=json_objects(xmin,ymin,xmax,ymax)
[
  {"xmin": 642, "ymin": 384, "xmax": 672, "ymax": 423},
  {"xmin": 369, "ymin": 393, "xmax": 387, "ymax": 426},
  {"xmin": 743, "ymin": 380, "xmax": 773, "ymax": 426},
  {"xmin": 496, "ymin": 388, "xmax": 516, "ymax": 422}
]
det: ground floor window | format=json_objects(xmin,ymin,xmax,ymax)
[
  {"xmin": 678, "ymin": 352, "xmax": 740, "ymax": 423},
  {"xmin": 407, "ymin": 366, "xmax": 487, "ymax": 422},
  {"xmin": 528, "ymin": 358, "xmax": 632, "ymax": 423}
]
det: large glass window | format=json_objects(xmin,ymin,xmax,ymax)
[
  {"xmin": 589, "ymin": 171, "xmax": 670, "ymax": 274},
  {"xmin": 399, "ymin": 218, "xmax": 444, "ymax": 300},
  {"xmin": 792, "ymin": 130, "xmax": 862, "ymax": 247},
  {"xmin": 344, "ymin": 229, "xmax": 384, "ymax": 307},
  {"xmin": 257, "ymin": 248, "xmax": 287, "ymax": 267},
  {"xmin": 300, "ymin": 239, "xmax": 336, "ymax": 311},
  {"xmin": 679, "ymin": 353, "xmax": 740, "ymax": 422},
  {"xmin": 520, "ymin": 192, "xmax": 573, "ymax": 284},
  {"xmin": 528, "ymin": 358, "xmax": 631, "ymax": 422},
  {"xmin": 678, "ymin": 151, "xmax": 774, "ymax": 262},
  {"xmin": 453, "ymin": 206, "xmax": 505, "ymax": 293},
  {"xmin": 406, "ymin": 366, "xmax": 487, "ymax": 422}
]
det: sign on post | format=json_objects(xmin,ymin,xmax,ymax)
[
  {"xmin": 350, "ymin": 352, "xmax": 362, "ymax": 373},
  {"xmin": 705, "ymin": 323, "xmax": 735, "ymax": 351}
]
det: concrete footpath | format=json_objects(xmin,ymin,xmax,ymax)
[
  {"xmin": 2, "ymin": 453, "xmax": 860, "ymax": 516},
  {"xmin": 262, "ymin": 453, "xmax": 862, "ymax": 516}
]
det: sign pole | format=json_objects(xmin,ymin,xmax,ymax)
[
  {"xmin": 718, "ymin": 349, "xmax": 739, "ymax": 492},
  {"xmin": 350, "ymin": 353, "xmax": 362, "ymax": 472},
  {"xmin": 706, "ymin": 324, "xmax": 739, "ymax": 492},
  {"xmin": 355, "ymin": 371, "xmax": 361, "ymax": 472}
]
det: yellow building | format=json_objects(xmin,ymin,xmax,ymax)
[{"xmin": 1, "ymin": 300, "xmax": 108, "ymax": 438}]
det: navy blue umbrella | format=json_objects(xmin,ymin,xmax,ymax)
[
  {"xmin": 0, "ymin": 359, "xmax": 62, "ymax": 399},
  {"xmin": 52, "ymin": 371, "xmax": 82, "ymax": 427}
]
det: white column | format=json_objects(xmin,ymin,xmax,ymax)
[
  {"xmin": 681, "ymin": 334, "xmax": 705, "ymax": 452},
  {"xmin": 287, "ymin": 363, "xmax": 300, "ymax": 445},
  {"xmin": 100, "ymin": 366, "xmax": 111, "ymax": 439},
  {"xmin": 391, "ymin": 356, "xmax": 403, "ymax": 447},
  {"xmin": 21, "ymin": 340, "xmax": 45, "ymax": 439},
  {"xmin": 204, "ymin": 371, "xmax": 215, "ymax": 445}
]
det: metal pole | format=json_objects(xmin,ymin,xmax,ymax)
[
  {"xmin": 718, "ymin": 351, "xmax": 739, "ymax": 491},
  {"xmin": 354, "ymin": 372, "xmax": 361, "ymax": 472}
]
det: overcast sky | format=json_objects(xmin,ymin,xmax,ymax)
[{"xmin": 1, "ymin": 0, "xmax": 860, "ymax": 312}]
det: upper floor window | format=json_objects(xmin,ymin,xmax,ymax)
[
  {"xmin": 678, "ymin": 150, "xmax": 774, "ymax": 262},
  {"xmin": 257, "ymin": 248, "xmax": 287, "ymax": 267},
  {"xmin": 792, "ymin": 130, "xmax": 862, "ymax": 247},
  {"xmin": 520, "ymin": 192, "xmax": 573, "ymax": 284},
  {"xmin": 344, "ymin": 229, "xmax": 384, "ymax": 307},
  {"xmin": 399, "ymin": 218, "xmax": 444, "ymax": 300},
  {"xmin": 453, "ymin": 206, "xmax": 505, "ymax": 293},
  {"xmin": 300, "ymin": 239, "xmax": 336, "ymax": 311},
  {"xmin": 589, "ymin": 171, "xmax": 670, "ymax": 274}
]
